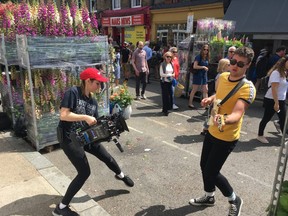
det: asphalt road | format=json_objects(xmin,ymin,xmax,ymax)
[{"xmin": 43, "ymin": 79, "xmax": 288, "ymax": 216}]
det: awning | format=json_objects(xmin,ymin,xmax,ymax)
[
  {"xmin": 102, "ymin": 6, "xmax": 150, "ymax": 17},
  {"xmin": 223, "ymin": 0, "xmax": 288, "ymax": 34}
]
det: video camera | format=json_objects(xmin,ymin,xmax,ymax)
[{"xmin": 70, "ymin": 112, "xmax": 129, "ymax": 152}]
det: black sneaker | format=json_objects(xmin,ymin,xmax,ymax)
[
  {"xmin": 115, "ymin": 175, "xmax": 134, "ymax": 187},
  {"xmin": 228, "ymin": 196, "xmax": 243, "ymax": 216},
  {"xmin": 52, "ymin": 204, "xmax": 79, "ymax": 216},
  {"xmin": 189, "ymin": 195, "xmax": 215, "ymax": 206}
]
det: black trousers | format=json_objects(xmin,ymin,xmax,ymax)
[
  {"xmin": 60, "ymin": 141, "xmax": 121, "ymax": 205},
  {"xmin": 258, "ymin": 97, "xmax": 286, "ymax": 136},
  {"xmin": 160, "ymin": 81, "xmax": 173, "ymax": 113},
  {"xmin": 135, "ymin": 72, "xmax": 147, "ymax": 96},
  {"xmin": 201, "ymin": 132, "xmax": 237, "ymax": 197}
]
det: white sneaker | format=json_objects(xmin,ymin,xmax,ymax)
[
  {"xmin": 135, "ymin": 96, "xmax": 141, "ymax": 100},
  {"xmin": 141, "ymin": 94, "xmax": 147, "ymax": 100},
  {"xmin": 173, "ymin": 104, "xmax": 179, "ymax": 110},
  {"xmin": 257, "ymin": 136, "xmax": 269, "ymax": 144},
  {"xmin": 273, "ymin": 120, "xmax": 281, "ymax": 134}
]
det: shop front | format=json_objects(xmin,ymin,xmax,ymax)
[
  {"xmin": 150, "ymin": 1, "xmax": 224, "ymax": 47},
  {"xmin": 101, "ymin": 6, "xmax": 150, "ymax": 47},
  {"xmin": 224, "ymin": 0, "xmax": 288, "ymax": 54}
]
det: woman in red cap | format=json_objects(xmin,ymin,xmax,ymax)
[{"xmin": 53, "ymin": 68, "xmax": 134, "ymax": 216}]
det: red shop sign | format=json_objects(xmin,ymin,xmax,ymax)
[
  {"xmin": 132, "ymin": 14, "xmax": 144, "ymax": 25},
  {"xmin": 102, "ymin": 14, "xmax": 144, "ymax": 27},
  {"xmin": 102, "ymin": 17, "xmax": 110, "ymax": 26}
]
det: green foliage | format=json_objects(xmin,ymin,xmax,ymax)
[
  {"xmin": 110, "ymin": 84, "xmax": 133, "ymax": 108},
  {"xmin": 276, "ymin": 180, "xmax": 288, "ymax": 215}
]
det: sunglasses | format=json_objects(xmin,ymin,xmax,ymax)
[
  {"xmin": 173, "ymin": 51, "xmax": 178, "ymax": 53},
  {"xmin": 203, "ymin": 49, "xmax": 209, "ymax": 51},
  {"xmin": 230, "ymin": 59, "xmax": 248, "ymax": 68},
  {"xmin": 229, "ymin": 51, "xmax": 235, "ymax": 53},
  {"xmin": 166, "ymin": 56, "xmax": 172, "ymax": 58}
]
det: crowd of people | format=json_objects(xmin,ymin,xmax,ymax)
[{"xmin": 54, "ymin": 41, "xmax": 287, "ymax": 216}]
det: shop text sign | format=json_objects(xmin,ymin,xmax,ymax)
[{"xmin": 102, "ymin": 14, "xmax": 144, "ymax": 27}]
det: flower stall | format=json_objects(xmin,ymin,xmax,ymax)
[
  {"xmin": 0, "ymin": 1, "xmax": 113, "ymax": 150},
  {"xmin": 0, "ymin": 33, "xmax": 18, "ymax": 125},
  {"xmin": 178, "ymin": 18, "xmax": 249, "ymax": 98},
  {"xmin": 16, "ymin": 34, "xmax": 109, "ymax": 151}
]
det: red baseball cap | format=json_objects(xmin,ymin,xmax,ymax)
[{"xmin": 80, "ymin": 68, "xmax": 108, "ymax": 82}]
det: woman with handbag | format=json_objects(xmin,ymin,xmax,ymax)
[
  {"xmin": 257, "ymin": 56, "xmax": 288, "ymax": 143},
  {"xmin": 160, "ymin": 51, "xmax": 175, "ymax": 116},
  {"xmin": 188, "ymin": 44, "xmax": 210, "ymax": 109}
]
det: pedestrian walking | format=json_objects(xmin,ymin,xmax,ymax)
[
  {"xmin": 254, "ymin": 48, "xmax": 270, "ymax": 92},
  {"xmin": 121, "ymin": 42, "xmax": 132, "ymax": 83},
  {"xmin": 160, "ymin": 51, "xmax": 175, "ymax": 116},
  {"xmin": 256, "ymin": 56, "xmax": 288, "ymax": 144},
  {"xmin": 114, "ymin": 47, "xmax": 121, "ymax": 86},
  {"xmin": 131, "ymin": 41, "xmax": 149, "ymax": 100},
  {"xmin": 267, "ymin": 46, "xmax": 286, "ymax": 70},
  {"xmin": 169, "ymin": 47, "xmax": 180, "ymax": 110},
  {"xmin": 188, "ymin": 44, "xmax": 210, "ymax": 109},
  {"xmin": 189, "ymin": 47, "xmax": 256, "ymax": 216},
  {"xmin": 143, "ymin": 41, "xmax": 153, "ymax": 84},
  {"xmin": 53, "ymin": 68, "xmax": 134, "ymax": 216}
]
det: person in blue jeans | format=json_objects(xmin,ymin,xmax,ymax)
[
  {"xmin": 188, "ymin": 44, "xmax": 210, "ymax": 108},
  {"xmin": 53, "ymin": 68, "xmax": 134, "ymax": 216}
]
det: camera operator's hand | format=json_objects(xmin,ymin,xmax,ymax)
[{"xmin": 85, "ymin": 115, "xmax": 97, "ymax": 126}]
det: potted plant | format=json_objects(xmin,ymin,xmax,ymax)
[{"xmin": 110, "ymin": 84, "xmax": 133, "ymax": 119}]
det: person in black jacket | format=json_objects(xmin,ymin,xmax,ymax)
[
  {"xmin": 254, "ymin": 48, "xmax": 270, "ymax": 91},
  {"xmin": 53, "ymin": 68, "xmax": 134, "ymax": 216}
]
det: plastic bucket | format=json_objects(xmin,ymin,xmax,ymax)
[{"xmin": 174, "ymin": 83, "xmax": 184, "ymax": 97}]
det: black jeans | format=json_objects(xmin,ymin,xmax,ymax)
[
  {"xmin": 135, "ymin": 72, "xmax": 147, "ymax": 96},
  {"xmin": 258, "ymin": 97, "xmax": 286, "ymax": 136},
  {"xmin": 160, "ymin": 81, "xmax": 173, "ymax": 113},
  {"xmin": 60, "ymin": 141, "xmax": 121, "ymax": 205},
  {"xmin": 200, "ymin": 132, "xmax": 237, "ymax": 197}
]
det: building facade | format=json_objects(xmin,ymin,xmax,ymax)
[
  {"xmin": 150, "ymin": 0, "xmax": 224, "ymax": 46},
  {"xmin": 98, "ymin": 0, "xmax": 151, "ymax": 47},
  {"xmin": 96, "ymin": 0, "xmax": 224, "ymax": 47}
]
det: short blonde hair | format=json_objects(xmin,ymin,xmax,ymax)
[
  {"xmin": 217, "ymin": 58, "xmax": 230, "ymax": 73},
  {"xmin": 169, "ymin": 47, "xmax": 177, "ymax": 52}
]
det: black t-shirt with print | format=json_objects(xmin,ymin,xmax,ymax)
[{"xmin": 59, "ymin": 86, "xmax": 98, "ymax": 142}]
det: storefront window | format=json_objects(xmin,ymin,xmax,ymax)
[
  {"xmin": 131, "ymin": 0, "xmax": 141, "ymax": 8},
  {"xmin": 89, "ymin": 0, "xmax": 96, "ymax": 12},
  {"xmin": 156, "ymin": 23, "xmax": 189, "ymax": 47},
  {"xmin": 112, "ymin": 0, "xmax": 121, "ymax": 10}
]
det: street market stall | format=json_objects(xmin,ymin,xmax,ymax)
[
  {"xmin": 177, "ymin": 18, "xmax": 249, "ymax": 98},
  {"xmin": 0, "ymin": 33, "xmax": 21, "ymax": 126},
  {"xmin": 16, "ymin": 35, "xmax": 109, "ymax": 151}
]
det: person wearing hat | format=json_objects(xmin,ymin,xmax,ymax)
[{"xmin": 53, "ymin": 68, "xmax": 134, "ymax": 216}]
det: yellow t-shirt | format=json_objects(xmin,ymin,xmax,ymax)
[{"xmin": 208, "ymin": 72, "xmax": 256, "ymax": 141}]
